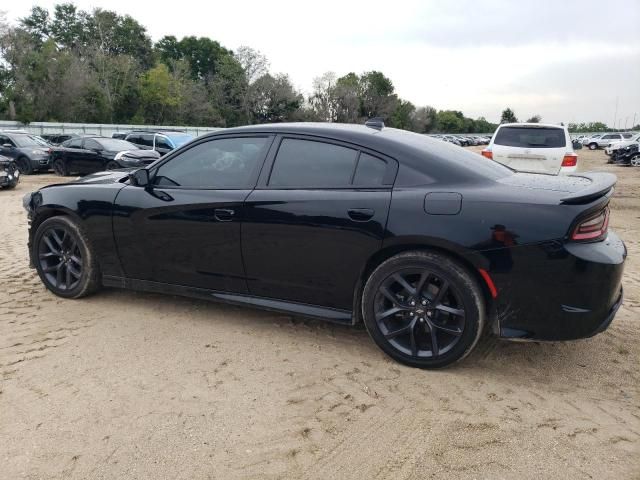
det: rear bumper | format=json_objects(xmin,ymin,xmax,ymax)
[{"xmin": 487, "ymin": 230, "xmax": 626, "ymax": 341}]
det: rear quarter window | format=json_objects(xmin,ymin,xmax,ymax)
[{"xmin": 494, "ymin": 127, "xmax": 566, "ymax": 148}]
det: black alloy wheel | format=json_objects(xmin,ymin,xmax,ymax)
[
  {"xmin": 34, "ymin": 216, "xmax": 100, "ymax": 298},
  {"xmin": 38, "ymin": 226, "xmax": 83, "ymax": 292},
  {"xmin": 374, "ymin": 269, "xmax": 465, "ymax": 358},
  {"xmin": 362, "ymin": 251, "xmax": 485, "ymax": 369}
]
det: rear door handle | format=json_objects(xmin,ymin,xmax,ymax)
[
  {"xmin": 214, "ymin": 208, "xmax": 235, "ymax": 221},
  {"xmin": 347, "ymin": 208, "xmax": 375, "ymax": 222}
]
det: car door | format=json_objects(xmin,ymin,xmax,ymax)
[
  {"xmin": 112, "ymin": 135, "xmax": 273, "ymax": 293},
  {"xmin": 242, "ymin": 135, "xmax": 396, "ymax": 310},
  {"xmin": 59, "ymin": 137, "xmax": 85, "ymax": 172},
  {"xmin": 78, "ymin": 138, "xmax": 105, "ymax": 173}
]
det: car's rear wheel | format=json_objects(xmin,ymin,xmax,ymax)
[
  {"xmin": 16, "ymin": 157, "xmax": 33, "ymax": 175},
  {"xmin": 52, "ymin": 158, "xmax": 69, "ymax": 176},
  {"xmin": 33, "ymin": 216, "xmax": 101, "ymax": 299},
  {"xmin": 588, "ymin": 143, "xmax": 598, "ymax": 150},
  {"xmin": 105, "ymin": 161, "xmax": 120, "ymax": 170},
  {"xmin": 631, "ymin": 154, "xmax": 640, "ymax": 167},
  {"xmin": 362, "ymin": 251, "xmax": 485, "ymax": 369}
]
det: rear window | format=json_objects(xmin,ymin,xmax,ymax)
[{"xmin": 494, "ymin": 127, "xmax": 566, "ymax": 148}]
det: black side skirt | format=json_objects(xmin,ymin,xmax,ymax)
[{"xmin": 102, "ymin": 275, "xmax": 354, "ymax": 325}]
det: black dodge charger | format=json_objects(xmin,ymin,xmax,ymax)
[{"xmin": 23, "ymin": 122, "xmax": 626, "ymax": 368}]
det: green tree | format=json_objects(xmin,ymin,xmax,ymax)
[
  {"xmin": 526, "ymin": 114, "xmax": 541, "ymax": 123},
  {"xmin": 247, "ymin": 73, "xmax": 302, "ymax": 123},
  {"xmin": 389, "ymin": 99, "xmax": 415, "ymax": 130},
  {"xmin": 500, "ymin": 107, "xmax": 518, "ymax": 123},
  {"xmin": 436, "ymin": 110, "xmax": 465, "ymax": 132}
]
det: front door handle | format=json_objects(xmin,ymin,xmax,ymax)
[
  {"xmin": 214, "ymin": 208, "xmax": 235, "ymax": 222},
  {"xmin": 347, "ymin": 208, "xmax": 375, "ymax": 222}
]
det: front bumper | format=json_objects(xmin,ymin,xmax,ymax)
[{"xmin": 488, "ymin": 230, "xmax": 626, "ymax": 341}]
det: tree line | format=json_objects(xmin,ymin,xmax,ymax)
[{"xmin": 0, "ymin": 4, "xmax": 626, "ymax": 133}]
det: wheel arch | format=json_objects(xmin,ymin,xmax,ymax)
[{"xmin": 352, "ymin": 240, "xmax": 495, "ymax": 324}]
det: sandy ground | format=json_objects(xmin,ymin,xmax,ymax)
[{"xmin": 0, "ymin": 148, "xmax": 638, "ymax": 479}]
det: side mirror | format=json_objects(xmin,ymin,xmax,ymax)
[
  {"xmin": 2, "ymin": 143, "xmax": 13, "ymax": 148},
  {"xmin": 129, "ymin": 168, "xmax": 150, "ymax": 187}
]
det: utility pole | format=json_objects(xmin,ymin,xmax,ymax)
[
  {"xmin": 625, "ymin": 117, "xmax": 629, "ymax": 130},
  {"xmin": 613, "ymin": 96, "xmax": 619, "ymax": 130}
]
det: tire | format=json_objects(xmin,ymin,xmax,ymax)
[
  {"xmin": 33, "ymin": 216, "xmax": 101, "ymax": 299},
  {"xmin": 361, "ymin": 251, "xmax": 485, "ymax": 369},
  {"xmin": 631, "ymin": 155, "xmax": 640, "ymax": 167},
  {"xmin": 16, "ymin": 156, "xmax": 33, "ymax": 175},
  {"xmin": 105, "ymin": 161, "xmax": 120, "ymax": 170},
  {"xmin": 588, "ymin": 143, "xmax": 598, "ymax": 150},
  {"xmin": 52, "ymin": 158, "xmax": 69, "ymax": 176}
]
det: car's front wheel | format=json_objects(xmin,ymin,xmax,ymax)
[
  {"xmin": 105, "ymin": 161, "xmax": 120, "ymax": 170},
  {"xmin": 362, "ymin": 251, "xmax": 485, "ymax": 369},
  {"xmin": 588, "ymin": 143, "xmax": 598, "ymax": 150},
  {"xmin": 52, "ymin": 158, "xmax": 69, "ymax": 176},
  {"xmin": 33, "ymin": 216, "xmax": 101, "ymax": 298},
  {"xmin": 631, "ymin": 154, "xmax": 640, "ymax": 167},
  {"xmin": 16, "ymin": 157, "xmax": 33, "ymax": 175}
]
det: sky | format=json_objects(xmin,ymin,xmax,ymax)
[{"xmin": 3, "ymin": 0, "xmax": 640, "ymax": 125}]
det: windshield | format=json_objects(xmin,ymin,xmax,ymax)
[
  {"xmin": 494, "ymin": 126, "xmax": 566, "ymax": 148},
  {"xmin": 166, "ymin": 133, "xmax": 193, "ymax": 147},
  {"xmin": 12, "ymin": 135, "xmax": 50, "ymax": 148},
  {"xmin": 98, "ymin": 139, "xmax": 139, "ymax": 151}
]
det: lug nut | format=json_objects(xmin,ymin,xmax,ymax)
[{"xmin": 421, "ymin": 300, "xmax": 427, "ymax": 306}]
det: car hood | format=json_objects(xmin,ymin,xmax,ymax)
[
  {"xmin": 113, "ymin": 149, "xmax": 161, "ymax": 159},
  {"xmin": 69, "ymin": 169, "xmax": 133, "ymax": 185}
]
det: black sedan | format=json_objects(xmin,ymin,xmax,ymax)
[
  {"xmin": 23, "ymin": 122, "xmax": 626, "ymax": 368},
  {"xmin": 50, "ymin": 136, "xmax": 161, "ymax": 176}
]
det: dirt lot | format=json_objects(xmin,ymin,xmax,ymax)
[{"xmin": 1, "ymin": 147, "xmax": 638, "ymax": 479}]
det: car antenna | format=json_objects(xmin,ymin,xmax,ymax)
[{"xmin": 365, "ymin": 117, "xmax": 385, "ymax": 131}]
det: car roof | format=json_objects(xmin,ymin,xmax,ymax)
[
  {"xmin": 200, "ymin": 122, "xmax": 512, "ymax": 184},
  {"xmin": 498, "ymin": 123, "xmax": 567, "ymax": 129}
]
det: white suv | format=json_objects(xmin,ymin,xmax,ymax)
[
  {"xmin": 481, "ymin": 123, "xmax": 576, "ymax": 175},
  {"xmin": 585, "ymin": 133, "xmax": 633, "ymax": 150}
]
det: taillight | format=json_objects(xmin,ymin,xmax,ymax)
[
  {"xmin": 561, "ymin": 153, "xmax": 577, "ymax": 167},
  {"xmin": 481, "ymin": 149, "xmax": 493, "ymax": 160},
  {"xmin": 571, "ymin": 207, "xmax": 609, "ymax": 241}
]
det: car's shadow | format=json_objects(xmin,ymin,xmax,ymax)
[{"xmin": 92, "ymin": 287, "xmax": 631, "ymax": 384}]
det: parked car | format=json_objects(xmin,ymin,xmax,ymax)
[
  {"xmin": 441, "ymin": 135, "xmax": 462, "ymax": 146},
  {"xmin": 0, "ymin": 154, "xmax": 19, "ymax": 189},
  {"xmin": 50, "ymin": 136, "xmax": 161, "ymax": 176},
  {"xmin": 604, "ymin": 133, "xmax": 640, "ymax": 156},
  {"xmin": 23, "ymin": 122, "xmax": 625, "ymax": 369},
  {"xmin": 111, "ymin": 132, "xmax": 128, "ymax": 140},
  {"xmin": 482, "ymin": 123, "xmax": 577, "ymax": 175},
  {"xmin": 41, "ymin": 133, "xmax": 81, "ymax": 145},
  {"xmin": 610, "ymin": 143, "xmax": 640, "ymax": 166},
  {"xmin": 585, "ymin": 133, "xmax": 633, "ymax": 150},
  {"xmin": 124, "ymin": 130, "xmax": 194, "ymax": 155},
  {"xmin": 0, "ymin": 131, "xmax": 52, "ymax": 174}
]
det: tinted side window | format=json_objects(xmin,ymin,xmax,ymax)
[
  {"xmin": 494, "ymin": 127, "xmax": 566, "ymax": 148},
  {"xmin": 156, "ymin": 136, "xmax": 173, "ymax": 149},
  {"xmin": 126, "ymin": 135, "xmax": 140, "ymax": 144},
  {"xmin": 154, "ymin": 137, "xmax": 268, "ymax": 189},
  {"xmin": 140, "ymin": 134, "xmax": 154, "ymax": 147},
  {"xmin": 353, "ymin": 153, "xmax": 388, "ymax": 186},
  {"xmin": 67, "ymin": 138, "xmax": 82, "ymax": 148},
  {"xmin": 83, "ymin": 139, "xmax": 101, "ymax": 150},
  {"xmin": 269, "ymin": 139, "xmax": 358, "ymax": 187}
]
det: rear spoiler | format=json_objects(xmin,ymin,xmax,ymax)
[{"xmin": 560, "ymin": 172, "xmax": 616, "ymax": 204}]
